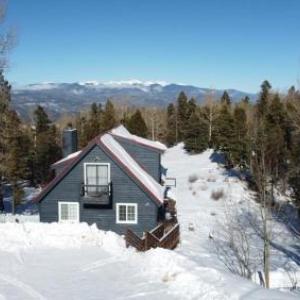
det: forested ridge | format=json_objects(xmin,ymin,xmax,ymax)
[{"xmin": 1, "ymin": 72, "xmax": 300, "ymax": 215}]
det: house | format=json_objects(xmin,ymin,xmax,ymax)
[{"xmin": 34, "ymin": 125, "xmax": 173, "ymax": 237}]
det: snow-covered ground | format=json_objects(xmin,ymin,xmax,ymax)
[{"xmin": 0, "ymin": 145, "xmax": 299, "ymax": 299}]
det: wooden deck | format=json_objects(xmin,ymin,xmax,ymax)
[
  {"xmin": 125, "ymin": 220, "xmax": 180, "ymax": 251},
  {"xmin": 125, "ymin": 198, "xmax": 179, "ymax": 251}
]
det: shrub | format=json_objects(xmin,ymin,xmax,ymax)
[
  {"xmin": 207, "ymin": 176, "xmax": 217, "ymax": 182},
  {"xmin": 188, "ymin": 174, "xmax": 198, "ymax": 183},
  {"xmin": 211, "ymin": 189, "xmax": 224, "ymax": 201},
  {"xmin": 199, "ymin": 184, "xmax": 208, "ymax": 191}
]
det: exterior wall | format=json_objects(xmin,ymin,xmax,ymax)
[
  {"xmin": 113, "ymin": 137, "xmax": 161, "ymax": 182},
  {"xmin": 39, "ymin": 145, "xmax": 159, "ymax": 237}
]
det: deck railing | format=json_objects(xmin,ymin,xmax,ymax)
[
  {"xmin": 125, "ymin": 222, "xmax": 180, "ymax": 251},
  {"xmin": 81, "ymin": 183, "xmax": 111, "ymax": 198},
  {"xmin": 80, "ymin": 182, "xmax": 112, "ymax": 206}
]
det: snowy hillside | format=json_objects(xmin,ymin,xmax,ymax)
[{"xmin": 0, "ymin": 145, "xmax": 299, "ymax": 299}]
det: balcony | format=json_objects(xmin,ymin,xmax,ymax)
[{"xmin": 80, "ymin": 182, "xmax": 112, "ymax": 208}]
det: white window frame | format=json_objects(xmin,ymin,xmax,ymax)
[
  {"xmin": 116, "ymin": 203, "xmax": 138, "ymax": 224},
  {"xmin": 83, "ymin": 162, "xmax": 111, "ymax": 186},
  {"xmin": 58, "ymin": 201, "xmax": 80, "ymax": 223}
]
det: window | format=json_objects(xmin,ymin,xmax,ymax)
[
  {"xmin": 58, "ymin": 202, "xmax": 79, "ymax": 222},
  {"xmin": 84, "ymin": 163, "xmax": 110, "ymax": 197},
  {"xmin": 116, "ymin": 203, "xmax": 138, "ymax": 224}
]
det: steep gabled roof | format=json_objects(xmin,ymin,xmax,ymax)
[
  {"xmin": 51, "ymin": 125, "xmax": 167, "ymax": 168},
  {"xmin": 34, "ymin": 133, "xmax": 164, "ymax": 206},
  {"xmin": 100, "ymin": 134, "xmax": 164, "ymax": 203},
  {"xmin": 110, "ymin": 125, "xmax": 167, "ymax": 153}
]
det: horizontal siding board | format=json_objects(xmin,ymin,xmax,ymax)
[
  {"xmin": 114, "ymin": 137, "xmax": 161, "ymax": 182},
  {"xmin": 39, "ymin": 145, "xmax": 160, "ymax": 236}
]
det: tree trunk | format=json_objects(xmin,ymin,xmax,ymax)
[{"xmin": 261, "ymin": 148, "xmax": 270, "ymax": 289}]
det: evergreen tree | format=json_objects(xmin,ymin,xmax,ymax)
[
  {"xmin": 34, "ymin": 105, "xmax": 51, "ymax": 133},
  {"xmin": 265, "ymin": 94, "xmax": 290, "ymax": 182},
  {"xmin": 165, "ymin": 103, "xmax": 177, "ymax": 146},
  {"xmin": 187, "ymin": 97, "xmax": 197, "ymax": 117},
  {"xmin": 6, "ymin": 111, "xmax": 30, "ymax": 181},
  {"xmin": 0, "ymin": 71, "xmax": 12, "ymax": 211},
  {"xmin": 220, "ymin": 90, "xmax": 231, "ymax": 106},
  {"xmin": 126, "ymin": 109, "xmax": 148, "ymax": 138},
  {"xmin": 101, "ymin": 100, "xmax": 117, "ymax": 132},
  {"xmin": 77, "ymin": 116, "xmax": 90, "ymax": 148},
  {"xmin": 257, "ymin": 80, "xmax": 272, "ymax": 119},
  {"xmin": 5, "ymin": 111, "xmax": 30, "ymax": 213},
  {"xmin": 214, "ymin": 104, "xmax": 235, "ymax": 167},
  {"xmin": 176, "ymin": 91, "xmax": 189, "ymax": 141},
  {"xmin": 34, "ymin": 106, "xmax": 61, "ymax": 184},
  {"xmin": 231, "ymin": 105, "xmax": 249, "ymax": 167},
  {"xmin": 181, "ymin": 97, "xmax": 198, "ymax": 140},
  {"xmin": 89, "ymin": 102, "xmax": 102, "ymax": 136},
  {"xmin": 184, "ymin": 110, "xmax": 209, "ymax": 153},
  {"xmin": 120, "ymin": 111, "xmax": 130, "ymax": 127}
]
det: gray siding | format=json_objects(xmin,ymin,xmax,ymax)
[
  {"xmin": 114, "ymin": 137, "xmax": 161, "ymax": 182},
  {"xmin": 39, "ymin": 145, "xmax": 160, "ymax": 237}
]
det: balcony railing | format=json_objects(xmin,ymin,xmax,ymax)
[{"xmin": 81, "ymin": 182, "xmax": 112, "ymax": 206}]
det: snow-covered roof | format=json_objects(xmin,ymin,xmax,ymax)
[
  {"xmin": 52, "ymin": 150, "xmax": 82, "ymax": 167},
  {"xmin": 100, "ymin": 134, "xmax": 164, "ymax": 204},
  {"xmin": 36, "ymin": 132, "xmax": 165, "ymax": 205},
  {"xmin": 110, "ymin": 125, "xmax": 167, "ymax": 152}
]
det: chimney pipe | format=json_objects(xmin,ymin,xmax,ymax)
[{"xmin": 62, "ymin": 127, "xmax": 78, "ymax": 157}]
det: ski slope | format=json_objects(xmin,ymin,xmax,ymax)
[{"xmin": 0, "ymin": 145, "xmax": 299, "ymax": 299}]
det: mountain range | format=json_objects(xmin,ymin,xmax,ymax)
[{"xmin": 11, "ymin": 80, "xmax": 256, "ymax": 120}]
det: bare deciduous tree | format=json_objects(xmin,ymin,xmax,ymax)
[{"xmin": 201, "ymin": 90, "xmax": 218, "ymax": 147}]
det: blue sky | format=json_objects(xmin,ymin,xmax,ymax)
[{"xmin": 4, "ymin": 0, "xmax": 300, "ymax": 92}]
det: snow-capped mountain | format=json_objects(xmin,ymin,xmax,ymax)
[{"xmin": 12, "ymin": 80, "xmax": 256, "ymax": 120}]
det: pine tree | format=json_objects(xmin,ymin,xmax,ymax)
[
  {"xmin": 34, "ymin": 106, "xmax": 61, "ymax": 184},
  {"xmin": 0, "ymin": 71, "xmax": 11, "ymax": 211},
  {"xmin": 231, "ymin": 105, "xmax": 249, "ymax": 167},
  {"xmin": 89, "ymin": 102, "xmax": 102, "ymax": 136},
  {"xmin": 214, "ymin": 104, "xmax": 235, "ymax": 167},
  {"xmin": 6, "ymin": 111, "xmax": 30, "ymax": 181},
  {"xmin": 126, "ymin": 109, "xmax": 148, "ymax": 138},
  {"xmin": 5, "ymin": 111, "xmax": 28, "ymax": 213},
  {"xmin": 257, "ymin": 80, "xmax": 272, "ymax": 119},
  {"xmin": 265, "ymin": 94, "xmax": 290, "ymax": 182},
  {"xmin": 165, "ymin": 103, "xmax": 177, "ymax": 146},
  {"xmin": 176, "ymin": 91, "xmax": 189, "ymax": 141},
  {"xmin": 77, "ymin": 116, "xmax": 90, "ymax": 148},
  {"xmin": 187, "ymin": 97, "xmax": 197, "ymax": 117},
  {"xmin": 101, "ymin": 100, "xmax": 117, "ymax": 132},
  {"xmin": 220, "ymin": 90, "xmax": 231, "ymax": 106},
  {"xmin": 184, "ymin": 110, "xmax": 209, "ymax": 153}
]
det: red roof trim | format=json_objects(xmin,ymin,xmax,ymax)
[
  {"xmin": 33, "ymin": 134, "xmax": 163, "ymax": 206},
  {"xmin": 111, "ymin": 134, "xmax": 166, "ymax": 153}
]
